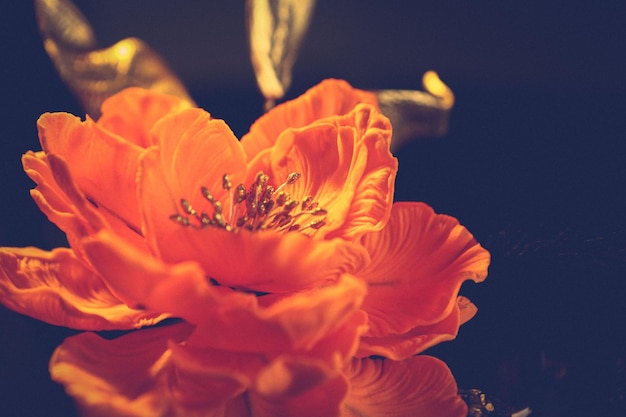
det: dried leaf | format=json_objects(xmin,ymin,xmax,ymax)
[
  {"xmin": 35, "ymin": 0, "xmax": 194, "ymax": 119},
  {"xmin": 376, "ymin": 71, "xmax": 455, "ymax": 151},
  {"xmin": 246, "ymin": 0, "xmax": 316, "ymax": 109}
]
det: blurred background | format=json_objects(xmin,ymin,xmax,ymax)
[{"xmin": 1, "ymin": 1, "xmax": 625, "ymax": 416}]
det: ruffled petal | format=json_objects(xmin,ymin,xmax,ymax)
[
  {"xmin": 50, "ymin": 323, "xmax": 194, "ymax": 417},
  {"xmin": 38, "ymin": 112, "xmax": 143, "ymax": 230},
  {"xmin": 98, "ymin": 87, "xmax": 192, "ymax": 148},
  {"xmin": 23, "ymin": 151, "xmax": 91, "ymax": 249},
  {"xmin": 80, "ymin": 229, "xmax": 248, "ymax": 322},
  {"xmin": 242, "ymin": 79, "xmax": 378, "ymax": 158},
  {"xmin": 187, "ymin": 274, "xmax": 367, "ymax": 361},
  {"xmin": 458, "ymin": 295, "xmax": 478, "ymax": 325},
  {"xmin": 23, "ymin": 152, "xmax": 149, "ymax": 255},
  {"xmin": 154, "ymin": 224, "xmax": 368, "ymax": 294},
  {"xmin": 0, "ymin": 246, "xmax": 166, "ymax": 330},
  {"xmin": 264, "ymin": 103, "xmax": 396, "ymax": 240},
  {"xmin": 166, "ymin": 343, "xmax": 261, "ymax": 414},
  {"xmin": 149, "ymin": 107, "xmax": 247, "ymax": 202},
  {"xmin": 356, "ymin": 298, "xmax": 463, "ymax": 360},
  {"xmin": 358, "ymin": 202, "xmax": 490, "ymax": 336},
  {"xmin": 138, "ymin": 108, "xmax": 246, "ymax": 255},
  {"xmin": 342, "ymin": 356, "xmax": 467, "ymax": 417},
  {"xmin": 250, "ymin": 372, "xmax": 348, "ymax": 417}
]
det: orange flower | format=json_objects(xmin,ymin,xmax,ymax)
[{"xmin": 0, "ymin": 80, "xmax": 489, "ymax": 417}]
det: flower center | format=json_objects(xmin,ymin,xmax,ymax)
[{"xmin": 170, "ymin": 171, "xmax": 327, "ymax": 233}]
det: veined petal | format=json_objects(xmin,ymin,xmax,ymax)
[
  {"xmin": 24, "ymin": 152, "xmax": 149, "ymax": 266},
  {"xmin": 138, "ymin": 108, "xmax": 246, "ymax": 256},
  {"xmin": 342, "ymin": 356, "xmax": 467, "ymax": 417},
  {"xmin": 81, "ymin": 230, "xmax": 248, "ymax": 322},
  {"xmin": 159, "ymin": 224, "xmax": 369, "ymax": 294},
  {"xmin": 242, "ymin": 79, "xmax": 379, "ymax": 158},
  {"xmin": 149, "ymin": 107, "xmax": 247, "ymax": 201},
  {"xmin": 265, "ymin": 103, "xmax": 396, "ymax": 240},
  {"xmin": 187, "ymin": 274, "xmax": 367, "ymax": 359},
  {"xmin": 23, "ymin": 151, "xmax": 149, "ymax": 255},
  {"xmin": 356, "ymin": 299, "xmax": 463, "ymax": 360},
  {"xmin": 50, "ymin": 323, "xmax": 194, "ymax": 417},
  {"xmin": 358, "ymin": 202, "xmax": 490, "ymax": 336},
  {"xmin": 0, "ymin": 246, "xmax": 165, "ymax": 330},
  {"xmin": 23, "ymin": 151, "xmax": 92, "ymax": 252},
  {"xmin": 98, "ymin": 87, "xmax": 192, "ymax": 148},
  {"xmin": 38, "ymin": 112, "xmax": 143, "ymax": 231}
]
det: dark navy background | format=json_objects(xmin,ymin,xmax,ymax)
[{"xmin": 1, "ymin": 1, "xmax": 625, "ymax": 416}]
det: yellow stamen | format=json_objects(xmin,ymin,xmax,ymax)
[{"xmin": 170, "ymin": 171, "xmax": 327, "ymax": 234}]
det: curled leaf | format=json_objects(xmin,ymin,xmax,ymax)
[
  {"xmin": 35, "ymin": 0, "xmax": 194, "ymax": 118},
  {"xmin": 246, "ymin": 0, "xmax": 316, "ymax": 109},
  {"xmin": 376, "ymin": 71, "xmax": 455, "ymax": 150}
]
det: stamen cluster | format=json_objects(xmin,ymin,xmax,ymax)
[{"xmin": 170, "ymin": 171, "xmax": 327, "ymax": 233}]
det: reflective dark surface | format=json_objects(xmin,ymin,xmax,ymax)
[{"xmin": 1, "ymin": 2, "xmax": 625, "ymax": 416}]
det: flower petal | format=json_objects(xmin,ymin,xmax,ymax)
[
  {"xmin": 155, "ymin": 225, "xmax": 369, "ymax": 293},
  {"xmin": 458, "ymin": 295, "xmax": 478, "ymax": 325},
  {"xmin": 137, "ymin": 108, "xmax": 247, "ymax": 256},
  {"xmin": 358, "ymin": 202, "xmax": 490, "ymax": 336},
  {"xmin": 80, "ymin": 229, "xmax": 247, "ymax": 322},
  {"xmin": 23, "ymin": 151, "xmax": 92, "ymax": 249},
  {"xmin": 265, "ymin": 103, "xmax": 396, "ymax": 239},
  {"xmin": 356, "ymin": 299, "xmax": 463, "ymax": 359},
  {"xmin": 38, "ymin": 112, "xmax": 143, "ymax": 231},
  {"xmin": 166, "ymin": 343, "xmax": 261, "ymax": 413},
  {"xmin": 187, "ymin": 274, "xmax": 367, "ymax": 360},
  {"xmin": 150, "ymin": 107, "xmax": 247, "ymax": 201},
  {"xmin": 242, "ymin": 79, "xmax": 379, "ymax": 158},
  {"xmin": 98, "ymin": 87, "xmax": 192, "ymax": 148},
  {"xmin": 50, "ymin": 323, "xmax": 194, "ymax": 417},
  {"xmin": 342, "ymin": 356, "xmax": 467, "ymax": 417},
  {"xmin": 23, "ymin": 151, "xmax": 149, "ymax": 255},
  {"xmin": 0, "ymin": 246, "xmax": 166, "ymax": 330},
  {"xmin": 250, "ymin": 372, "xmax": 348, "ymax": 417}
]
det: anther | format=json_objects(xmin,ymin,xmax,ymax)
[
  {"xmin": 312, "ymin": 208, "xmax": 327, "ymax": 215},
  {"xmin": 277, "ymin": 216, "xmax": 293, "ymax": 228},
  {"xmin": 214, "ymin": 212, "xmax": 228, "ymax": 229},
  {"xmin": 200, "ymin": 213, "xmax": 212, "ymax": 226},
  {"xmin": 222, "ymin": 174, "xmax": 232, "ymax": 191},
  {"xmin": 170, "ymin": 214, "xmax": 190, "ymax": 226},
  {"xmin": 170, "ymin": 170, "xmax": 327, "ymax": 234},
  {"xmin": 286, "ymin": 172, "xmax": 301, "ymax": 184},
  {"xmin": 301, "ymin": 195, "xmax": 313, "ymax": 210},
  {"xmin": 260, "ymin": 186, "xmax": 274, "ymax": 203},
  {"xmin": 255, "ymin": 172, "xmax": 269, "ymax": 188},
  {"xmin": 201, "ymin": 187, "xmax": 216, "ymax": 203},
  {"xmin": 234, "ymin": 184, "xmax": 247, "ymax": 203},
  {"xmin": 308, "ymin": 220, "xmax": 325, "ymax": 229},
  {"xmin": 181, "ymin": 199, "xmax": 196, "ymax": 216},
  {"xmin": 275, "ymin": 192, "xmax": 288, "ymax": 206},
  {"xmin": 284, "ymin": 200, "xmax": 298, "ymax": 211},
  {"xmin": 275, "ymin": 171, "xmax": 301, "ymax": 194}
]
